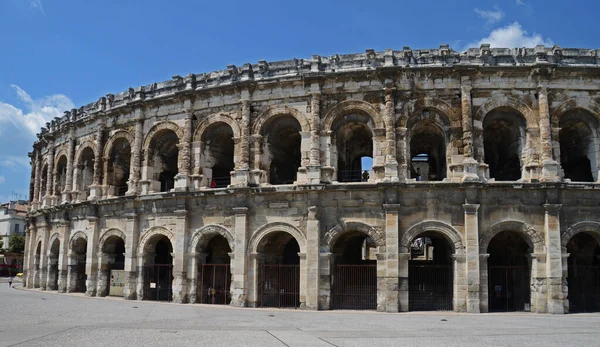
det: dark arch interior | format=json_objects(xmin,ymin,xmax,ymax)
[
  {"xmin": 202, "ymin": 123, "xmax": 234, "ymax": 188},
  {"xmin": 483, "ymin": 109, "xmax": 524, "ymax": 181},
  {"xmin": 55, "ymin": 156, "xmax": 68, "ymax": 194},
  {"xmin": 78, "ymin": 147, "xmax": 95, "ymax": 197},
  {"xmin": 149, "ymin": 130, "xmax": 179, "ymax": 192},
  {"xmin": 333, "ymin": 231, "xmax": 376, "ymax": 265},
  {"xmin": 108, "ymin": 138, "xmax": 131, "ymax": 196},
  {"xmin": 560, "ymin": 110, "xmax": 597, "ymax": 182},
  {"xmin": 154, "ymin": 236, "xmax": 173, "ymax": 265},
  {"xmin": 487, "ymin": 231, "xmax": 531, "ymax": 312},
  {"xmin": 334, "ymin": 114, "xmax": 373, "ymax": 182},
  {"xmin": 48, "ymin": 239, "xmax": 60, "ymax": 290},
  {"xmin": 566, "ymin": 232, "xmax": 600, "ymax": 313},
  {"xmin": 263, "ymin": 116, "xmax": 301, "ymax": 185},
  {"xmin": 40, "ymin": 164, "xmax": 48, "ymax": 197},
  {"xmin": 205, "ymin": 235, "xmax": 232, "ymax": 264},
  {"xmin": 259, "ymin": 231, "xmax": 301, "ymax": 308},
  {"xmin": 410, "ymin": 119, "xmax": 447, "ymax": 181},
  {"xmin": 102, "ymin": 235, "xmax": 125, "ymax": 270},
  {"xmin": 71, "ymin": 237, "xmax": 88, "ymax": 293},
  {"xmin": 259, "ymin": 231, "xmax": 300, "ymax": 265},
  {"xmin": 199, "ymin": 235, "xmax": 233, "ymax": 305}
]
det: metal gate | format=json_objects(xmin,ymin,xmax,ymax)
[
  {"xmin": 260, "ymin": 264, "xmax": 300, "ymax": 308},
  {"xmin": 568, "ymin": 265, "xmax": 600, "ymax": 313},
  {"xmin": 143, "ymin": 264, "xmax": 173, "ymax": 301},
  {"xmin": 68, "ymin": 262, "xmax": 87, "ymax": 293},
  {"xmin": 332, "ymin": 264, "xmax": 377, "ymax": 310},
  {"xmin": 409, "ymin": 263, "xmax": 453, "ymax": 311},
  {"xmin": 198, "ymin": 264, "xmax": 231, "ymax": 305},
  {"xmin": 489, "ymin": 265, "xmax": 530, "ymax": 312}
]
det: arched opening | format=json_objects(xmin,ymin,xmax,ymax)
[
  {"xmin": 201, "ymin": 123, "xmax": 235, "ymax": 188},
  {"xmin": 34, "ymin": 241, "xmax": 41, "ymax": 288},
  {"xmin": 408, "ymin": 233, "xmax": 453, "ymax": 311},
  {"xmin": 197, "ymin": 235, "xmax": 232, "ymax": 304},
  {"xmin": 566, "ymin": 232, "xmax": 600, "ymax": 313},
  {"xmin": 559, "ymin": 110, "xmax": 598, "ymax": 182},
  {"xmin": 257, "ymin": 231, "xmax": 300, "ymax": 308},
  {"xmin": 487, "ymin": 231, "xmax": 531, "ymax": 312},
  {"xmin": 40, "ymin": 164, "xmax": 48, "ymax": 199},
  {"xmin": 55, "ymin": 155, "xmax": 68, "ymax": 196},
  {"xmin": 409, "ymin": 118, "xmax": 447, "ymax": 181},
  {"xmin": 147, "ymin": 130, "xmax": 179, "ymax": 192},
  {"xmin": 47, "ymin": 238, "xmax": 60, "ymax": 290},
  {"xmin": 142, "ymin": 235, "xmax": 173, "ymax": 301},
  {"xmin": 69, "ymin": 237, "xmax": 87, "ymax": 293},
  {"xmin": 333, "ymin": 114, "xmax": 374, "ymax": 183},
  {"xmin": 76, "ymin": 147, "xmax": 95, "ymax": 200},
  {"xmin": 99, "ymin": 235, "xmax": 125, "ymax": 297},
  {"xmin": 332, "ymin": 231, "xmax": 377, "ymax": 310},
  {"xmin": 262, "ymin": 116, "xmax": 301, "ymax": 185},
  {"xmin": 483, "ymin": 109, "xmax": 525, "ymax": 181},
  {"xmin": 107, "ymin": 138, "xmax": 131, "ymax": 197}
]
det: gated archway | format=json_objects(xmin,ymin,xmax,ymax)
[
  {"xmin": 47, "ymin": 236, "xmax": 60, "ymax": 290},
  {"xmin": 68, "ymin": 233, "xmax": 87, "ymax": 293},
  {"xmin": 197, "ymin": 234, "xmax": 232, "ymax": 305},
  {"xmin": 141, "ymin": 234, "xmax": 173, "ymax": 301},
  {"xmin": 487, "ymin": 230, "xmax": 532, "ymax": 312},
  {"xmin": 97, "ymin": 230, "xmax": 126, "ymax": 297},
  {"xmin": 566, "ymin": 231, "xmax": 600, "ymax": 313}
]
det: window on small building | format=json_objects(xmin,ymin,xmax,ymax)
[{"xmin": 14, "ymin": 224, "xmax": 19, "ymax": 234}]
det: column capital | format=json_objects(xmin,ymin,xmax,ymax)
[
  {"xmin": 462, "ymin": 203, "xmax": 480, "ymax": 214},
  {"xmin": 233, "ymin": 207, "xmax": 248, "ymax": 215},
  {"xmin": 383, "ymin": 204, "xmax": 401, "ymax": 212},
  {"xmin": 543, "ymin": 203, "xmax": 562, "ymax": 214}
]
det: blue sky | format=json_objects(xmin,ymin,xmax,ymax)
[{"xmin": 0, "ymin": 0, "xmax": 598, "ymax": 202}]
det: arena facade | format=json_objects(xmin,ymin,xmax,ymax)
[{"xmin": 23, "ymin": 45, "xmax": 600, "ymax": 314}]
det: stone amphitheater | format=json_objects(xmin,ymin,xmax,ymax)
[{"xmin": 23, "ymin": 45, "xmax": 600, "ymax": 314}]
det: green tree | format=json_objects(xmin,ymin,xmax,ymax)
[{"xmin": 9, "ymin": 233, "xmax": 25, "ymax": 253}]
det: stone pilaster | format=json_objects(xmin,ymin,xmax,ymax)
[
  {"xmin": 124, "ymin": 213, "xmax": 140, "ymax": 299},
  {"xmin": 398, "ymin": 252, "xmax": 410, "ymax": 311},
  {"xmin": 538, "ymin": 86, "xmax": 561, "ymax": 181},
  {"xmin": 38, "ymin": 220, "xmax": 50, "ymax": 289},
  {"xmin": 44, "ymin": 141, "xmax": 55, "ymax": 207},
  {"xmin": 384, "ymin": 88, "xmax": 399, "ymax": 182},
  {"xmin": 23, "ymin": 227, "xmax": 31, "ymax": 287},
  {"xmin": 463, "ymin": 203, "xmax": 481, "ymax": 312},
  {"xmin": 32, "ymin": 151, "xmax": 41, "ymax": 210},
  {"xmin": 96, "ymin": 253, "xmax": 110, "ymax": 297},
  {"xmin": 85, "ymin": 217, "xmax": 99, "ymax": 296},
  {"xmin": 530, "ymin": 252, "xmax": 547, "ymax": 313},
  {"xmin": 479, "ymin": 253, "xmax": 490, "ymax": 312},
  {"xmin": 230, "ymin": 207, "xmax": 248, "ymax": 307},
  {"xmin": 232, "ymin": 98, "xmax": 251, "ymax": 186},
  {"xmin": 460, "ymin": 82, "xmax": 480, "ymax": 182},
  {"xmin": 127, "ymin": 112, "xmax": 144, "ymax": 195},
  {"xmin": 135, "ymin": 253, "xmax": 150, "ymax": 300},
  {"xmin": 452, "ymin": 254, "xmax": 467, "ymax": 312},
  {"xmin": 89, "ymin": 122, "xmax": 104, "ymax": 200},
  {"xmin": 383, "ymin": 204, "xmax": 400, "ymax": 312},
  {"xmin": 305, "ymin": 206, "xmax": 320, "ymax": 310},
  {"xmin": 187, "ymin": 252, "xmax": 207, "ymax": 304},
  {"xmin": 307, "ymin": 92, "xmax": 322, "ymax": 184},
  {"xmin": 57, "ymin": 221, "xmax": 71, "ymax": 293},
  {"xmin": 396, "ymin": 127, "xmax": 408, "ymax": 181},
  {"xmin": 544, "ymin": 203, "xmax": 564, "ymax": 314},
  {"xmin": 174, "ymin": 106, "xmax": 193, "ymax": 190},
  {"xmin": 318, "ymin": 252, "xmax": 334, "ymax": 309},
  {"xmin": 63, "ymin": 126, "xmax": 75, "ymax": 203},
  {"xmin": 171, "ymin": 208, "xmax": 189, "ymax": 303},
  {"xmin": 249, "ymin": 135, "xmax": 265, "ymax": 186}
]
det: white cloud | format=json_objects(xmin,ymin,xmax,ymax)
[
  {"xmin": 466, "ymin": 22, "xmax": 553, "ymax": 49},
  {"xmin": 1, "ymin": 156, "xmax": 30, "ymax": 169},
  {"xmin": 0, "ymin": 85, "xmax": 74, "ymax": 137},
  {"xmin": 474, "ymin": 6, "xmax": 504, "ymax": 24},
  {"xmin": 30, "ymin": 0, "xmax": 45, "ymax": 15},
  {"xmin": 0, "ymin": 176, "xmax": 5, "ymax": 184}
]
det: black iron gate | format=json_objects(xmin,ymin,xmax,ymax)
[
  {"xmin": 489, "ymin": 265, "xmax": 530, "ymax": 312},
  {"xmin": 568, "ymin": 265, "xmax": 600, "ymax": 313},
  {"xmin": 143, "ymin": 264, "xmax": 173, "ymax": 301},
  {"xmin": 409, "ymin": 263, "xmax": 453, "ymax": 311},
  {"xmin": 198, "ymin": 264, "xmax": 231, "ymax": 305},
  {"xmin": 260, "ymin": 264, "xmax": 300, "ymax": 308},
  {"xmin": 68, "ymin": 262, "xmax": 87, "ymax": 293},
  {"xmin": 332, "ymin": 264, "xmax": 377, "ymax": 310}
]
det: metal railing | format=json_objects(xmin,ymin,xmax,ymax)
[
  {"xmin": 409, "ymin": 263, "xmax": 453, "ymax": 311},
  {"xmin": 260, "ymin": 264, "xmax": 300, "ymax": 308},
  {"xmin": 332, "ymin": 264, "xmax": 377, "ymax": 310},
  {"xmin": 199, "ymin": 264, "xmax": 231, "ymax": 305}
]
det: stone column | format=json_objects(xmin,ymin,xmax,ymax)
[
  {"xmin": 232, "ymin": 98, "xmax": 251, "ymax": 186},
  {"xmin": 452, "ymin": 254, "xmax": 467, "ymax": 312},
  {"xmin": 307, "ymin": 92, "xmax": 322, "ymax": 184},
  {"xmin": 318, "ymin": 252, "xmax": 334, "ymax": 309},
  {"xmin": 175, "ymin": 107, "xmax": 193, "ymax": 190},
  {"xmin": 127, "ymin": 113, "xmax": 144, "ymax": 195},
  {"xmin": 383, "ymin": 204, "xmax": 400, "ymax": 312},
  {"xmin": 384, "ymin": 88, "xmax": 399, "ymax": 182},
  {"xmin": 63, "ymin": 126, "xmax": 75, "ymax": 203},
  {"xmin": 305, "ymin": 206, "xmax": 320, "ymax": 310},
  {"xmin": 538, "ymin": 85, "xmax": 560, "ymax": 181},
  {"xmin": 187, "ymin": 252, "xmax": 208, "ymax": 304},
  {"xmin": 461, "ymin": 82, "xmax": 480, "ymax": 181},
  {"xmin": 136, "ymin": 253, "xmax": 152, "ymax": 300},
  {"xmin": 66, "ymin": 250, "xmax": 78, "ymax": 293},
  {"xmin": 32, "ymin": 151, "xmax": 41, "ymax": 210},
  {"xmin": 544, "ymin": 203, "xmax": 564, "ymax": 314},
  {"xmin": 89, "ymin": 122, "xmax": 104, "ymax": 200},
  {"xmin": 530, "ymin": 252, "xmax": 547, "ymax": 313},
  {"xmin": 247, "ymin": 253, "xmax": 261, "ymax": 307},
  {"xmin": 299, "ymin": 252, "xmax": 308, "ymax": 309},
  {"xmin": 124, "ymin": 213, "xmax": 140, "ymax": 299},
  {"xmin": 85, "ymin": 216, "xmax": 100, "ymax": 296},
  {"xmin": 171, "ymin": 209, "xmax": 189, "ymax": 303},
  {"xmin": 44, "ymin": 141, "xmax": 55, "ymax": 207},
  {"xmin": 57, "ymin": 221, "xmax": 71, "ymax": 293},
  {"xmin": 230, "ymin": 207, "xmax": 248, "ymax": 307},
  {"xmin": 396, "ymin": 127, "xmax": 408, "ymax": 181},
  {"xmin": 96, "ymin": 252, "xmax": 110, "ymax": 297},
  {"xmin": 398, "ymin": 252, "xmax": 410, "ymax": 311},
  {"xmin": 38, "ymin": 220, "xmax": 50, "ymax": 289},
  {"xmin": 249, "ymin": 135, "xmax": 264, "ymax": 186},
  {"xmin": 479, "ymin": 253, "xmax": 490, "ymax": 312},
  {"xmin": 463, "ymin": 203, "xmax": 481, "ymax": 312}
]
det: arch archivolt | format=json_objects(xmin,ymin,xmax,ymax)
[
  {"xmin": 54, "ymin": 149, "xmax": 68, "ymax": 167},
  {"xmin": 138, "ymin": 226, "xmax": 174, "ymax": 254},
  {"xmin": 248, "ymin": 222, "xmax": 307, "ymax": 254},
  {"xmin": 480, "ymin": 220, "xmax": 544, "ymax": 253},
  {"xmin": 142, "ymin": 121, "xmax": 183, "ymax": 152},
  {"xmin": 322, "ymin": 99, "xmax": 384, "ymax": 133},
  {"xmin": 401, "ymin": 97, "xmax": 460, "ymax": 128},
  {"xmin": 103, "ymin": 130, "xmax": 134, "ymax": 159},
  {"xmin": 188, "ymin": 224, "xmax": 235, "ymax": 253},
  {"xmin": 474, "ymin": 96, "xmax": 536, "ymax": 129},
  {"xmin": 322, "ymin": 220, "xmax": 384, "ymax": 252},
  {"xmin": 68, "ymin": 231, "xmax": 88, "ymax": 250},
  {"xmin": 73, "ymin": 140, "xmax": 96, "ymax": 165},
  {"xmin": 251, "ymin": 105, "xmax": 311, "ymax": 136},
  {"xmin": 400, "ymin": 220, "xmax": 465, "ymax": 254},
  {"xmin": 98, "ymin": 228, "xmax": 126, "ymax": 253},
  {"xmin": 551, "ymin": 97, "xmax": 600, "ymax": 129},
  {"xmin": 47, "ymin": 232, "xmax": 61, "ymax": 256},
  {"xmin": 193, "ymin": 113, "xmax": 241, "ymax": 142},
  {"xmin": 560, "ymin": 221, "xmax": 600, "ymax": 249}
]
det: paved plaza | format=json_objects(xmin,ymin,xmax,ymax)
[{"xmin": 1, "ymin": 282, "xmax": 599, "ymax": 347}]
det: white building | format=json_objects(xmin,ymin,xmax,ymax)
[{"xmin": 0, "ymin": 200, "xmax": 27, "ymax": 250}]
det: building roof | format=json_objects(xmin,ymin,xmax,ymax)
[{"xmin": 1, "ymin": 202, "xmax": 28, "ymax": 217}]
